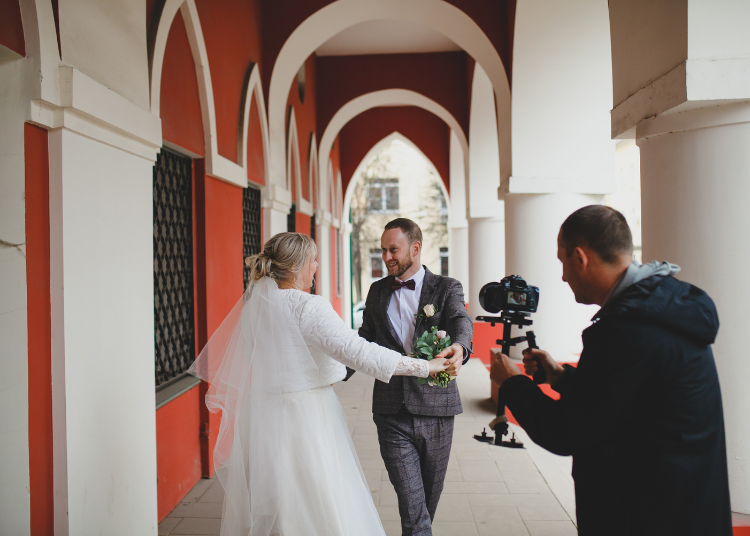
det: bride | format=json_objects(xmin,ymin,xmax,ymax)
[{"xmin": 189, "ymin": 232, "xmax": 450, "ymax": 536}]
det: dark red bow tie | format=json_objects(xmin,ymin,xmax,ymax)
[{"xmin": 392, "ymin": 279, "xmax": 416, "ymax": 291}]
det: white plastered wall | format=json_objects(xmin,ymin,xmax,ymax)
[
  {"xmin": 467, "ymin": 64, "xmax": 505, "ymax": 320},
  {"xmin": 505, "ymin": 0, "xmax": 613, "ymax": 361},
  {"xmin": 0, "ymin": 1, "xmax": 161, "ymax": 534},
  {"xmin": 448, "ymin": 129, "xmax": 469, "ymax": 297}
]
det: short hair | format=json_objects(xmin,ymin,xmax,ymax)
[
  {"xmin": 384, "ymin": 218, "xmax": 423, "ymax": 245},
  {"xmin": 560, "ymin": 205, "xmax": 633, "ymax": 264}
]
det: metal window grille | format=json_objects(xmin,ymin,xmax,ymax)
[
  {"xmin": 287, "ymin": 203, "xmax": 296, "ymax": 232},
  {"xmin": 336, "ymin": 229, "xmax": 341, "ymax": 296},
  {"xmin": 310, "ymin": 213, "xmax": 316, "ymax": 294},
  {"xmin": 242, "ymin": 186, "xmax": 262, "ymax": 290},
  {"xmin": 153, "ymin": 149, "xmax": 195, "ymax": 388},
  {"xmin": 440, "ymin": 247, "xmax": 449, "ymax": 276}
]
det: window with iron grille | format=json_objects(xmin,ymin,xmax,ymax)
[
  {"xmin": 242, "ymin": 186, "xmax": 262, "ymax": 290},
  {"xmin": 287, "ymin": 203, "xmax": 296, "ymax": 232},
  {"xmin": 310, "ymin": 213, "xmax": 316, "ymax": 294},
  {"xmin": 367, "ymin": 178, "xmax": 399, "ymax": 213},
  {"xmin": 440, "ymin": 247, "xmax": 449, "ymax": 276},
  {"xmin": 370, "ymin": 248, "xmax": 385, "ymax": 279},
  {"xmin": 153, "ymin": 149, "xmax": 195, "ymax": 388},
  {"xmin": 336, "ymin": 229, "xmax": 341, "ymax": 296}
]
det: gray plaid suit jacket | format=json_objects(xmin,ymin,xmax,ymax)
[{"xmin": 355, "ymin": 266, "xmax": 473, "ymax": 416}]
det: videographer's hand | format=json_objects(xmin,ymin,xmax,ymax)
[
  {"xmin": 489, "ymin": 350, "xmax": 522, "ymax": 387},
  {"xmin": 521, "ymin": 348, "xmax": 565, "ymax": 386}
]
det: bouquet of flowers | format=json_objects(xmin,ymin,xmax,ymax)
[{"xmin": 411, "ymin": 325, "xmax": 455, "ymax": 388}]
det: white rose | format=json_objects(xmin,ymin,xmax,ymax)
[
  {"xmin": 436, "ymin": 330, "xmax": 447, "ymax": 339},
  {"xmin": 423, "ymin": 304, "xmax": 436, "ymax": 317}
]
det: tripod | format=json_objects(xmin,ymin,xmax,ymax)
[{"xmin": 473, "ymin": 311, "xmax": 542, "ymax": 448}]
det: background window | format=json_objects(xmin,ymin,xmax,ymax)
[
  {"xmin": 440, "ymin": 247, "xmax": 449, "ymax": 276},
  {"xmin": 367, "ymin": 178, "xmax": 399, "ymax": 213},
  {"xmin": 369, "ymin": 248, "xmax": 385, "ymax": 279}
]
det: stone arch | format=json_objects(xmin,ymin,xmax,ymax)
[
  {"xmin": 239, "ymin": 63, "xmax": 270, "ymax": 186},
  {"xmin": 148, "ymin": 0, "xmax": 245, "ymax": 186},
  {"xmin": 268, "ymin": 0, "xmax": 512, "ymax": 189},
  {"xmin": 318, "ymin": 89, "xmax": 466, "ymax": 221}
]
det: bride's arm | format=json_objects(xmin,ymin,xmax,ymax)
[{"xmin": 298, "ymin": 295, "xmax": 433, "ymax": 383}]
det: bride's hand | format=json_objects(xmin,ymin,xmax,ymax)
[{"xmin": 428, "ymin": 357, "xmax": 450, "ymax": 377}]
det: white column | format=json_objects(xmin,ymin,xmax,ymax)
[
  {"xmin": 316, "ymin": 210, "xmax": 332, "ymax": 301},
  {"xmin": 467, "ymin": 216, "xmax": 505, "ymax": 320},
  {"xmin": 448, "ymin": 130, "xmax": 469, "ymax": 294},
  {"xmin": 261, "ymin": 184, "xmax": 292, "ymax": 241},
  {"xmin": 505, "ymin": 0, "xmax": 614, "ymax": 360},
  {"xmin": 637, "ymin": 102, "xmax": 750, "ymax": 514},
  {"xmin": 504, "ymin": 193, "xmax": 602, "ymax": 359}
]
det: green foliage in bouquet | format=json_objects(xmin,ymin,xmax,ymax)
[{"xmin": 412, "ymin": 326, "xmax": 453, "ymax": 388}]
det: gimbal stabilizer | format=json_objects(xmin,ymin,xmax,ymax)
[{"xmin": 473, "ymin": 311, "xmax": 543, "ymax": 448}]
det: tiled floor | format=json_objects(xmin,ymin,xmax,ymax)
[{"xmin": 159, "ymin": 358, "xmax": 577, "ymax": 535}]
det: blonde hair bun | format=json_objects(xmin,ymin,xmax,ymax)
[{"xmin": 246, "ymin": 232, "xmax": 316, "ymax": 283}]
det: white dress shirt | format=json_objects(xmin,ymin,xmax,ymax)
[{"xmin": 387, "ymin": 265, "xmax": 426, "ymax": 355}]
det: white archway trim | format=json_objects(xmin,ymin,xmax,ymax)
[
  {"xmin": 308, "ymin": 133, "xmax": 319, "ymax": 211},
  {"xmin": 287, "ymin": 107, "xmax": 312, "ymax": 215},
  {"xmin": 333, "ymin": 170, "xmax": 344, "ymax": 228},
  {"xmin": 149, "ymin": 0, "xmax": 246, "ymax": 187},
  {"xmin": 318, "ymin": 89, "xmax": 468, "ymax": 222},
  {"xmin": 239, "ymin": 63, "xmax": 270, "ymax": 187},
  {"xmin": 342, "ymin": 131, "xmax": 450, "ymax": 223},
  {"xmin": 268, "ymin": 0, "xmax": 512, "ymax": 190}
]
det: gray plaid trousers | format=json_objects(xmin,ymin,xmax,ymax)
[{"xmin": 374, "ymin": 411, "xmax": 454, "ymax": 536}]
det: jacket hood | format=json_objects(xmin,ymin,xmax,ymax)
[{"xmin": 598, "ymin": 274, "xmax": 719, "ymax": 346}]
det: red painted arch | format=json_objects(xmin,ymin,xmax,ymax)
[
  {"xmin": 0, "ymin": 0, "xmax": 25, "ymax": 57},
  {"xmin": 338, "ymin": 106, "xmax": 450, "ymax": 195}
]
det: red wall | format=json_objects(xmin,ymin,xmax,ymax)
[
  {"xmin": 0, "ymin": 0, "xmax": 25, "ymax": 56},
  {"xmin": 195, "ymin": 0, "xmax": 262, "ymax": 163},
  {"xmin": 156, "ymin": 386, "xmax": 202, "ymax": 521},
  {"xmin": 338, "ymin": 106, "xmax": 451, "ymax": 194},
  {"xmin": 286, "ymin": 54, "xmax": 318, "ymax": 203},
  {"xmin": 161, "ymin": 11, "xmax": 204, "ymax": 156},
  {"xmin": 317, "ymin": 52, "xmax": 470, "ymax": 139},
  {"xmin": 25, "ymin": 123, "xmax": 53, "ymax": 536}
]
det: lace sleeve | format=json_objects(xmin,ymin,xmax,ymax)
[{"xmin": 393, "ymin": 356, "xmax": 429, "ymax": 378}]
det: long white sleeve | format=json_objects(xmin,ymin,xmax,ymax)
[
  {"xmin": 394, "ymin": 356, "xmax": 430, "ymax": 378},
  {"xmin": 295, "ymin": 294, "xmax": 403, "ymax": 383}
]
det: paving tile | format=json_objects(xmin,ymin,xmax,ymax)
[
  {"xmin": 376, "ymin": 506, "xmax": 401, "ymax": 521},
  {"xmin": 180, "ymin": 478, "xmax": 213, "ymax": 503},
  {"xmin": 434, "ymin": 493, "xmax": 473, "ymax": 522},
  {"xmin": 381, "ymin": 519, "xmax": 403, "ymax": 536},
  {"xmin": 472, "ymin": 506, "xmax": 530, "ymax": 536},
  {"xmin": 517, "ymin": 505, "xmax": 570, "ymax": 521},
  {"xmin": 444, "ymin": 469, "xmax": 463, "ymax": 482},
  {"xmin": 363, "ymin": 469, "xmax": 381, "ymax": 493},
  {"xmin": 500, "ymin": 470, "xmax": 551, "ymax": 494},
  {"xmin": 432, "ymin": 521, "xmax": 480, "ymax": 535},
  {"xmin": 459, "ymin": 460, "xmax": 503, "ymax": 482},
  {"xmin": 158, "ymin": 517, "xmax": 181, "ymax": 535},
  {"xmin": 468, "ymin": 493, "xmax": 559, "ymax": 508},
  {"xmin": 197, "ymin": 481, "xmax": 225, "ymax": 503},
  {"xmin": 443, "ymin": 481, "xmax": 509, "ymax": 494},
  {"xmin": 169, "ymin": 502, "xmax": 223, "ymax": 519},
  {"xmin": 379, "ymin": 482, "xmax": 399, "ymax": 506},
  {"xmin": 524, "ymin": 520, "xmax": 578, "ymax": 535},
  {"xmin": 171, "ymin": 517, "xmax": 222, "ymax": 535}
]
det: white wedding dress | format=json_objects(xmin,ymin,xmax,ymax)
[{"xmin": 189, "ymin": 277, "xmax": 428, "ymax": 536}]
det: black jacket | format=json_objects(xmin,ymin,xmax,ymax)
[{"xmin": 501, "ymin": 275, "xmax": 731, "ymax": 535}]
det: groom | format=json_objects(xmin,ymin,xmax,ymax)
[{"xmin": 349, "ymin": 218, "xmax": 473, "ymax": 536}]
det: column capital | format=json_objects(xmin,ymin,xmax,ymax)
[{"xmin": 636, "ymin": 100, "xmax": 750, "ymax": 142}]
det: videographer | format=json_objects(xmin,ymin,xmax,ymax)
[{"xmin": 490, "ymin": 205, "xmax": 731, "ymax": 535}]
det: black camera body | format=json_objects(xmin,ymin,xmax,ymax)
[{"xmin": 479, "ymin": 275, "xmax": 540, "ymax": 314}]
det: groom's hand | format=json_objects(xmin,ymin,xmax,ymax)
[{"xmin": 436, "ymin": 343, "xmax": 465, "ymax": 376}]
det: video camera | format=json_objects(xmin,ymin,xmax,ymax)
[
  {"xmin": 479, "ymin": 275, "xmax": 539, "ymax": 315},
  {"xmin": 473, "ymin": 275, "xmax": 542, "ymax": 449}
]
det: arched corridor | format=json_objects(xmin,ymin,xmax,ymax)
[{"xmin": 2, "ymin": 1, "xmax": 750, "ymax": 534}]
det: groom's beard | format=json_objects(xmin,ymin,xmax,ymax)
[{"xmin": 388, "ymin": 254, "xmax": 413, "ymax": 279}]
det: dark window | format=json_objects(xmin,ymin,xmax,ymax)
[
  {"xmin": 242, "ymin": 186, "xmax": 262, "ymax": 290},
  {"xmin": 336, "ymin": 229, "xmax": 341, "ymax": 297},
  {"xmin": 440, "ymin": 247, "xmax": 449, "ymax": 276},
  {"xmin": 370, "ymin": 248, "xmax": 384, "ymax": 279},
  {"xmin": 310, "ymin": 213, "xmax": 316, "ymax": 294},
  {"xmin": 153, "ymin": 149, "xmax": 195, "ymax": 388},
  {"xmin": 367, "ymin": 178, "xmax": 399, "ymax": 213},
  {"xmin": 287, "ymin": 203, "xmax": 296, "ymax": 232}
]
